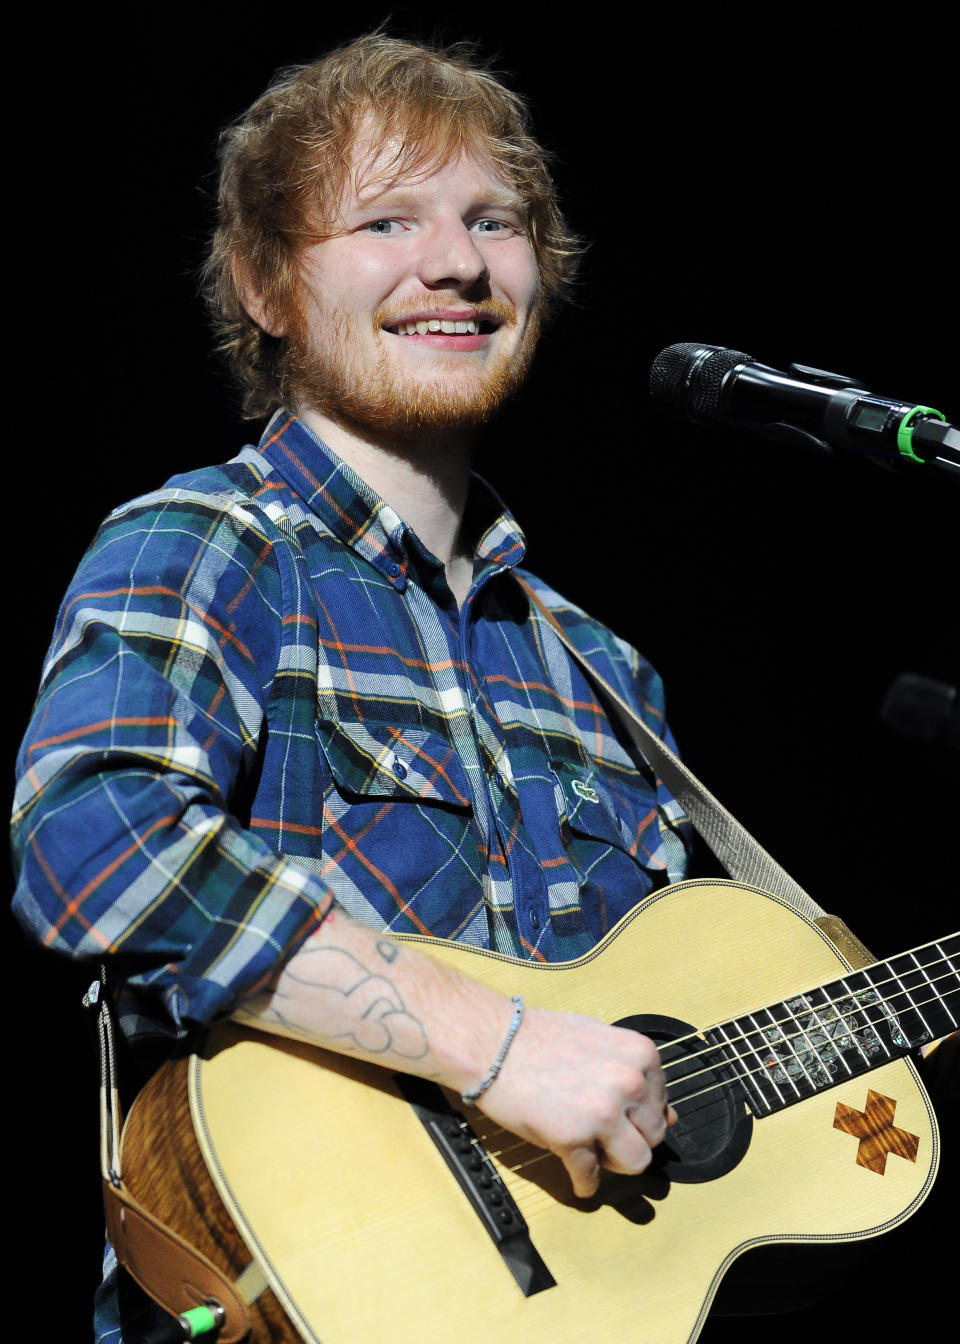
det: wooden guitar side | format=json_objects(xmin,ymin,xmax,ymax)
[{"xmin": 122, "ymin": 881, "xmax": 940, "ymax": 1343}]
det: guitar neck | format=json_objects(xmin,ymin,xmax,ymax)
[{"xmin": 704, "ymin": 931, "xmax": 960, "ymax": 1118}]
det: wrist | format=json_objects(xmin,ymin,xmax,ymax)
[{"xmin": 461, "ymin": 995, "xmax": 525, "ymax": 1105}]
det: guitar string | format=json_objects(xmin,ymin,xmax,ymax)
[
  {"xmin": 508, "ymin": 975, "xmax": 954, "ymax": 1188},
  {"xmin": 465, "ymin": 969, "xmax": 945, "ymax": 1195},
  {"xmin": 672, "ymin": 971, "xmax": 960, "ymax": 1105},
  {"xmin": 474, "ymin": 979, "xmax": 960, "ymax": 1162},
  {"xmin": 457, "ymin": 974, "xmax": 959, "ymax": 1184},
  {"xmin": 657, "ymin": 956, "xmax": 960, "ymax": 1096},
  {"xmin": 665, "ymin": 975, "xmax": 960, "ymax": 1114},
  {"xmin": 660, "ymin": 949, "xmax": 960, "ymax": 1068},
  {"xmin": 480, "ymin": 972, "xmax": 939, "ymax": 1189},
  {"xmin": 664, "ymin": 977, "xmax": 960, "ymax": 1113},
  {"xmin": 454, "ymin": 1116, "xmax": 567, "ymax": 1200},
  {"xmin": 451, "ymin": 946, "xmax": 957, "ymax": 1188},
  {"xmin": 658, "ymin": 989, "xmax": 959, "ymax": 1120}
]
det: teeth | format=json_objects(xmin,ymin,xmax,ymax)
[{"xmin": 393, "ymin": 318, "xmax": 481, "ymax": 335}]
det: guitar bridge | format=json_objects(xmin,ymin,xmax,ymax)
[{"xmin": 394, "ymin": 1074, "xmax": 556, "ymax": 1297}]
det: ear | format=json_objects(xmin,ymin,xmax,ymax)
[{"xmin": 231, "ymin": 254, "xmax": 287, "ymax": 337}]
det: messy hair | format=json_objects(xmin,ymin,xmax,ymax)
[{"xmin": 202, "ymin": 32, "xmax": 582, "ymax": 418}]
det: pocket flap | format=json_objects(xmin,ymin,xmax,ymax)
[
  {"xmin": 550, "ymin": 759, "xmax": 658, "ymax": 853},
  {"xmin": 317, "ymin": 719, "xmax": 472, "ymax": 808}
]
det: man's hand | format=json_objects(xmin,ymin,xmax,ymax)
[
  {"xmin": 476, "ymin": 1005, "xmax": 676, "ymax": 1198},
  {"xmin": 235, "ymin": 914, "xmax": 676, "ymax": 1200}
]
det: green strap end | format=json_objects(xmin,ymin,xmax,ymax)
[{"xmin": 179, "ymin": 1304, "xmax": 219, "ymax": 1338}]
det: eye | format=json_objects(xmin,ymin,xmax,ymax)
[
  {"xmin": 470, "ymin": 218, "xmax": 515, "ymax": 235},
  {"xmin": 363, "ymin": 219, "xmax": 404, "ymax": 236}
]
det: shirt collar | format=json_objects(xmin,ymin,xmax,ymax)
[{"xmin": 257, "ymin": 411, "xmax": 527, "ymax": 594}]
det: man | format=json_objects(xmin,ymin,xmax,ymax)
[{"xmin": 12, "ymin": 34, "xmax": 690, "ymax": 1339}]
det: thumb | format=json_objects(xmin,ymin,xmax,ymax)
[{"xmin": 563, "ymin": 1144, "xmax": 601, "ymax": 1199}]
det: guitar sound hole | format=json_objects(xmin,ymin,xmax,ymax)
[{"xmin": 614, "ymin": 1013, "xmax": 753, "ymax": 1184}]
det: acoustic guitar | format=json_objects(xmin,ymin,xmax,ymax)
[{"xmin": 122, "ymin": 880, "xmax": 958, "ymax": 1343}]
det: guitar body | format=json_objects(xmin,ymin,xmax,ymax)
[{"xmin": 122, "ymin": 881, "xmax": 940, "ymax": 1343}]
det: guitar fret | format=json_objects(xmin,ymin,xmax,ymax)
[
  {"xmin": 708, "ymin": 1020, "xmax": 775, "ymax": 1115},
  {"xmin": 704, "ymin": 935, "xmax": 960, "ymax": 1120},
  {"xmin": 838, "ymin": 973, "xmax": 894, "ymax": 1060},
  {"xmin": 773, "ymin": 997, "xmax": 833, "ymax": 1095},
  {"xmin": 754, "ymin": 986, "xmax": 859, "ymax": 1098},
  {"xmin": 935, "ymin": 940, "xmax": 960, "ymax": 1030},
  {"xmin": 894, "ymin": 952, "xmax": 935, "ymax": 1044},
  {"xmin": 678, "ymin": 932, "xmax": 957, "ymax": 1129},
  {"xmin": 796, "ymin": 989, "xmax": 855, "ymax": 1079},
  {"xmin": 758, "ymin": 1008, "xmax": 800, "ymax": 1095},
  {"xmin": 890, "ymin": 950, "xmax": 944, "ymax": 1045},
  {"xmin": 895, "ymin": 941, "xmax": 960, "ymax": 1040},
  {"xmin": 747, "ymin": 1010, "xmax": 801, "ymax": 1102},
  {"xmin": 737, "ymin": 1011, "xmax": 792, "ymax": 1109}
]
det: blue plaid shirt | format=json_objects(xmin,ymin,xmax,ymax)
[{"xmin": 12, "ymin": 411, "xmax": 688, "ymax": 1050}]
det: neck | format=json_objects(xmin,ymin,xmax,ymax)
[
  {"xmin": 298, "ymin": 407, "xmax": 476, "ymax": 606},
  {"xmin": 706, "ymin": 932, "xmax": 960, "ymax": 1120}
]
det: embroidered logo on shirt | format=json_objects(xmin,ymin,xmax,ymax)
[{"xmin": 571, "ymin": 780, "xmax": 600, "ymax": 803}]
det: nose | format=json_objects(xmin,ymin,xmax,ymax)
[{"xmin": 417, "ymin": 216, "xmax": 489, "ymax": 289}]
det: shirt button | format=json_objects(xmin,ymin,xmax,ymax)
[
  {"xmin": 530, "ymin": 910, "xmax": 540, "ymax": 930},
  {"xmin": 394, "ymin": 759, "xmax": 408, "ymax": 779},
  {"xmin": 494, "ymin": 771, "xmax": 506, "ymax": 791},
  {"xmin": 387, "ymin": 561, "xmax": 402, "ymax": 578}
]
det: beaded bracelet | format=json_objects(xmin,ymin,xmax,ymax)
[{"xmin": 461, "ymin": 995, "xmax": 525, "ymax": 1105}]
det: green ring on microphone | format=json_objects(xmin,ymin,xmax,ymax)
[{"xmin": 897, "ymin": 405, "xmax": 946, "ymax": 463}]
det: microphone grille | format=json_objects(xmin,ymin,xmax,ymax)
[{"xmin": 649, "ymin": 343, "xmax": 753, "ymax": 420}]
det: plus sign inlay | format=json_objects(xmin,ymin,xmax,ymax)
[{"xmin": 833, "ymin": 1090, "xmax": 920, "ymax": 1175}]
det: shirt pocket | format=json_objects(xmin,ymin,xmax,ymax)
[
  {"xmin": 317, "ymin": 718, "xmax": 473, "ymax": 809},
  {"xmin": 550, "ymin": 758, "xmax": 661, "ymax": 857},
  {"xmin": 549, "ymin": 757, "xmax": 670, "ymax": 935},
  {"xmin": 314, "ymin": 718, "xmax": 483, "ymax": 940}
]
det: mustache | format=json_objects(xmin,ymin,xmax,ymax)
[{"xmin": 374, "ymin": 296, "xmax": 518, "ymax": 329}]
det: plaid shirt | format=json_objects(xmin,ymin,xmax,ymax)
[{"xmin": 12, "ymin": 411, "xmax": 688, "ymax": 1045}]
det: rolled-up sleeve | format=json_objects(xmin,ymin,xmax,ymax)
[{"xmin": 11, "ymin": 487, "xmax": 332, "ymax": 1038}]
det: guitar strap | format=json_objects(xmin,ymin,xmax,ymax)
[
  {"xmin": 517, "ymin": 578, "xmax": 827, "ymax": 921},
  {"xmin": 520, "ymin": 581, "xmax": 879, "ymax": 966},
  {"xmin": 85, "ymin": 968, "xmax": 254, "ymax": 1342}
]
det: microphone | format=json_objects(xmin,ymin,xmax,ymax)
[{"xmin": 649, "ymin": 343, "xmax": 960, "ymax": 472}]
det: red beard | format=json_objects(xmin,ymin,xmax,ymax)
[{"xmin": 283, "ymin": 295, "xmax": 541, "ymax": 440}]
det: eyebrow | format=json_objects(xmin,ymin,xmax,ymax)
[{"xmin": 352, "ymin": 181, "xmax": 526, "ymax": 215}]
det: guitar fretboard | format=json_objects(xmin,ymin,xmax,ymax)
[{"xmin": 705, "ymin": 932, "xmax": 960, "ymax": 1117}]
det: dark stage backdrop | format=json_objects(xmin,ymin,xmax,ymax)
[{"xmin": 10, "ymin": 7, "xmax": 956, "ymax": 1340}]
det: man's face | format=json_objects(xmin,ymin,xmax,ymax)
[{"xmin": 282, "ymin": 140, "xmax": 542, "ymax": 437}]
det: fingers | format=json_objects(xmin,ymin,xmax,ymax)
[
  {"xmin": 561, "ymin": 1123, "xmax": 655, "ymax": 1198},
  {"xmin": 561, "ymin": 1099, "xmax": 664, "ymax": 1198},
  {"xmin": 475, "ymin": 1009, "xmax": 676, "ymax": 1201},
  {"xmin": 563, "ymin": 1144, "xmax": 602, "ymax": 1199},
  {"xmin": 576, "ymin": 1069, "xmax": 674, "ymax": 1193},
  {"xmin": 600, "ymin": 1127, "xmax": 654, "ymax": 1180}
]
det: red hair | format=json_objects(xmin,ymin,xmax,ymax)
[{"xmin": 203, "ymin": 33, "xmax": 582, "ymax": 418}]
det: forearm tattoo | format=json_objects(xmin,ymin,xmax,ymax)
[{"xmin": 237, "ymin": 941, "xmax": 428, "ymax": 1061}]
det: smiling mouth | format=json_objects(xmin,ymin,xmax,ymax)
[{"xmin": 385, "ymin": 317, "xmax": 499, "ymax": 337}]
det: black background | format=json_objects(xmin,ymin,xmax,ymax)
[{"xmin": 9, "ymin": 5, "xmax": 956, "ymax": 1339}]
